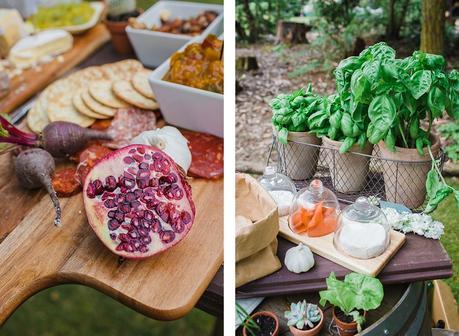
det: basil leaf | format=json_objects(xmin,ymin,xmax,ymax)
[
  {"xmin": 341, "ymin": 113, "xmax": 354, "ymax": 137},
  {"xmin": 424, "ymin": 185, "xmax": 452, "ymax": 213},
  {"xmin": 385, "ymin": 129, "xmax": 396, "ymax": 152},
  {"xmin": 330, "ymin": 111, "xmax": 343, "ymax": 129},
  {"xmin": 427, "ymin": 86, "xmax": 446, "ymax": 118},
  {"xmin": 409, "ymin": 70, "xmax": 432, "ymax": 99},
  {"xmin": 278, "ymin": 127, "xmax": 289, "ymax": 144},
  {"xmin": 351, "ymin": 70, "xmax": 370, "ymax": 103},
  {"xmin": 357, "ymin": 133, "xmax": 367, "ymax": 150},
  {"xmin": 426, "ymin": 168, "xmax": 440, "ymax": 198},
  {"xmin": 416, "ymin": 138, "xmax": 425, "ymax": 156},
  {"xmin": 368, "ymin": 95, "xmax": 396, "ymax": 142},
  {"xmin": 409, "ymin": 118, "xmax": 420, "ymax": 139},
  {"xmin": 340, "ymin": 137, "xmax": 355, "ymax": 153}
]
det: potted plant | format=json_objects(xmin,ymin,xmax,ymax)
[
  {"xmin": 319, "ymin": 272, "xmax": 384, "ymax": 336},
  {"xmin": 271, "ymin": 85, "xmax": 322, "ymax": 180},
  {"xmin": 334, "ymin": 42, "xmax": 459, "ymax": 210},
  {"xmin": 284, "ymin": 300, "xmax": 324, "ymax": 336},
  {"xmin": 104, "ymin": 0, "xmax": 141, "ymax": 54},
  {"xmin": 237, "ymin": 303, "xmax": 279, "ymax": 336},
  {"xmin": 309, "ymin": 93, "xmax": 373, "ymax": 193}
]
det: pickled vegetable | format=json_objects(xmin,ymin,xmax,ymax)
[
  {"xmin": 28, "ymin": 3, "xmax": 94, "ymax": 29},
  {"xmin": 289, "ymin": 201, "xmax": 338, "ymax": 237}
]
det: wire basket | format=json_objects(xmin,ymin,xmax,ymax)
[{"xmin": 268, "ymin": 135, "xmax": 445, "ymax": 212}]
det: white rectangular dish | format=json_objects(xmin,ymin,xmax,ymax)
[
  {"xmin": 126, "ymin": 0, "xmax": 223, "ymax": 68},
  {"xmin": 149, "ymin": 33, "xmax": 223, "ymax": 138}
]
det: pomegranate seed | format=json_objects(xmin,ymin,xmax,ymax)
[
  {"xmin": 139, "ymin": 245, "xmax": 148, "ymax": 253},
  {"xmin": 105, "ymin": 176, "xmax": 118, "ymax": 191},
  {"xmin": 149, "ymin": 178, "xmax": 158, "ymax": 188},
  {"xmin": 152, "ymin": 152, "xmax": 163, "ymax": 161},
  {"xmin": 172, "ymin": 222, "xmax": 185, "ymax": 233},
  {"xmin": 134, "ymin": 189, "xmax": 144, "ymax": 198},
  {"xmin": 144, "ymin": 210, "xmax": 154, "ymax": 221},
  {"xmin": 142, "ymin": 236, "xmax": 152, "ymax": 244},
  {"xmin": 125, "ymin": 244, "xmax": 135, "ymax": 253},
  {"xmin": 137, "ymin": 169, "xmax": 150, "ymax": 179},
  {"xmin": 118, "ymin": 233, "xmax": 130, "ymax": 242},
  {"xmin": 101, "ymin": 192, "xmax": 116, "ymax": 201},
  {"xmin": 129, "ymin": 231, "xmax": 139, "ymax": 239},
  {"xmin": 160, "ymin": 230, "xmax": 175, "ymax": 244},
  {"xmin": 131, "ymin": 200, "xmax": 141, "ymax": 209},
  {"xmin": 123, "ymin": 156, "xmax": 134, "ymax": 164},
  {"xmin": 137, "ymin": 210, "xmax": 145, "ymax": 218},
  {"xmin": 108, "ymin": 219, "xmax": 121, "ymax": 230},
  {"xmin": 137, "ymin": 178, "xmax": 149, "ymax": 189},
  {"xmin": 181, "ymin": 211, "xmax": 191, "ymax": 225},
  {"xmin": 114, "ymin": 211, "xmax": 124, "ymax": 222},
  {"xmin": 131, "ymin": 218, "xmax": 140, "ymax": 227},
  {"xmin": 116, "ymin": 243, "xmax": 127, "ymax": 251},
  {"xmin": 139, "ymin": 162, "xmax": 149, "ymax": 170},
  {"xmin": 108, "ymin": 210, "xmax": 116, "ymax": 218},
  {"xmin": 123, "ymin": 171, "xmax": 135, "ymax": 180},
  {"xmin": 123, "ymin": 178, "xmax": 135, "ymax": 189},
  {"xmin": 86, "ymin": 183, "xmax": 96, "ymax": 198},
  {"xmin": 132, "ymin": 154, "xmax": 143, "ymax": 162},
  {"xmin": 152, "ymin": 219, "xmax": 161, "ymax": 232},
  {"xmin": 127, "ymin": 167, "xmax": 137, "ymax": 175},
  {"xmin": 138, "ymin": 227, "xmax": 149, "ymax": 237},
  {"xmin": 93, "ymin": 179, "xmax": 104, "ymax": 195},
  {"xmin": 125, "ymin": 192, "xmax": 135, "ymax": 202},
  {"xmin": 119, "ymin": 202, "xmax": 131, "ymax": 213},
  {"xmin": 144, "ymin": 154, "xmax": 151, "ymax": 160},
  {"xmin": 129, "ymin": 148, "xmax": 136, "ymax": 154},
  {"xmin": 137, "ymin": 147, "xmax": 145, "ymax": 154},
  {"xmin": 104, "ymin": 199, "xmax": 117, "ymax": 208},
  {"xmin": 110, "ymin": 233, "xmax": 117, "ymax": 240}
]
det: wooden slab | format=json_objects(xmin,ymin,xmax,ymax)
[
  {"xmin": 236, "ymin": 236, "xmax": 452, "ymax": 299},
  {"xmin": 0, "ymin": 163, "xmax": 223, "ymax": 323},
  {"xmin": 279, "ymin": 216, "xmax": 406, "ymax": 276},
  {"xmin": 1, "ymin": 23, "xmax": 110, "ymax": 114}
]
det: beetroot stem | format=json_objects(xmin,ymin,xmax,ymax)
[
  {"xmin": 0, "ymin": 115, "xmax": 37, "ymax": 141},
  {"xmin": 0, "ymin": 136, "xmax": 37, "ymax": 147}
]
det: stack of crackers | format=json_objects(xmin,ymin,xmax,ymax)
[{"xmin": 27, "ymin": 59, "xmax": 158, "ymax": 133}]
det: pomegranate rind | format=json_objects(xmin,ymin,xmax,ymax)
[{"xmin": 83, "ymin": 144, "xmax": 195, "ymax": 259}]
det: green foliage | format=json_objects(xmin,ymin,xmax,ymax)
[
  {"xmin": 438, "ymin": 122, "xmax": 459, "ymax": 162},
  {"xmin": 236, "ymin": 303, "xmax": 260, "ymax": 336},
  {"xmin": 236, "ymin": 0, "xmax": 303, "ymax": 43},
  {"xmin": 2, "ymin": 285, "xmax": 215, "ymax": 336},
  {"xmin": 270, "ymin": 85, "xmax": 323, "ymax": 143},
  {"xmin": 284, "ymin": 300, "xmax": 321, "ymax": 330},
  {"xmin": 319, "ymin": 272, "xmax": 383, "ymax": 331}
]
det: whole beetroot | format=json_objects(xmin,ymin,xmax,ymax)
[
  {"xmin": 0, "ymin": 116, "xmax": 112, "ymax": 158},
  {"xmin": 15, "ymin": 148, "xmax": 62, "ymax": 226}
]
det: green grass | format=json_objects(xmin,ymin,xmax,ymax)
[
  {"xmin": 432, "ymin": 177, "xmax": 459, "ymax": 304},
  {"xmin": 0, "ymin": 285, "xmax": 215, "ymax": 336}
]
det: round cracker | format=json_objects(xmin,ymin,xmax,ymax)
[
  {"xmin": 73, "ymin": 91, "xmax": 111, "ymax": 119},
  {"xmin": 81, "ymin": 89, "xmax": 117, "ymax": 117},
  {"xmin": 112, "ymin": 80, "xmax": 159, "ymax": 110},
  {"xmin": 102, "ymin": 59, "xmax": 144, "ymax": 81},
  {"xmin": 131, "ymin": 70, "xmax": 155, "ymax": 99},
  {"xmin": 89, "ymin": 80, "xmax": 130, "ymax": 109},
  {"xmin": 27, "ymin": 103, "xmax": 49, "ymax": 134}
]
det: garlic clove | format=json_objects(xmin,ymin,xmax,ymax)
[{"xmin": 130, "ymin": 126, "xmax": 192, "ymax": 173}]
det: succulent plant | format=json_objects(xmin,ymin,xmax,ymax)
[
  {"xmin": 107, "ymin": 0, "xmax": 136, "ymax": 17},
  {"xmin": 284, "ymin": 300, "xmax": 321, "ymax": 330}
]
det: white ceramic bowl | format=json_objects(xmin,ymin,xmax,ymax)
[
  {"xmin": 126, "ymin": 0, "xmax": 223, "ymax": 68},
  {"xmin": 149, "ymin": 33, "xmax": 223, "ymax": 138}
]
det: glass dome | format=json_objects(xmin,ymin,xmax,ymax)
[
  {"xmin": 288, "ymin": 179, "xmax": 339, "ymax": 237},
  {"xmin": 333, "ymin": 197, "xmax": 390, "ymax": 259},
  {"xmin": 258, "ymin": 166, "xmax": 297, "ymax": 216}
]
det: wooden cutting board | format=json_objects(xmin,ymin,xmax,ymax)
[
  {"xmin": 0, "ymin": 154, "xmax": 223, "ymax": 324},
  {"xmin": 0, "ymin": 23, "xmax": 110, "ymax": 115},
  {"xmin": 279, "ymin": 216, "xmax": 406, "ymax": 276}
]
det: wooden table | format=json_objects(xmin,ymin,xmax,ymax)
[{"xmin": 0, "ymin": 42, "xmax": 223, "ymax": 324}]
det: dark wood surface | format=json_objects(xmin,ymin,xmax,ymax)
[{"xmin": 236, "ymin": 235, "xmax": 452, "ymax": 299}]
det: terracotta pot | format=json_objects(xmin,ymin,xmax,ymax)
[
  {"xmin": 322, "ymin": 137, "xmax": 373, "ymax": 193},
  {"xmin": 288, "ymin": 307, "xmax": 324, "ymax": 336},
  {"xmin": 275, "ymin": 128, "xmax": 321, "ymax": 180},
  {"xmin": 242, "ymin": 311, "xmax": 279, "ymax": 336},
  {"xmin": 378, "ymin": 134, "xmax": 440, "ymax": 209},
  {"xmin": 333, "ymin": 308, "xmax": 367, "ymax": 336},
  {"xmin": 104, "ymin": 19, "xmax": 133, "ymax": 54}
]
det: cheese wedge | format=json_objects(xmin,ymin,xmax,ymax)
[
  {"xmin": 0, "ymin": 9, "xmax": 27, "ymax": 58},
  {"xmin": 9, "ymin": 29, "xmax": 73, "ymax": 69}
]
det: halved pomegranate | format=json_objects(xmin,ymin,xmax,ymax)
[{"xmin": 83, "ymin": 145, "xmax": 195, "ymax": 259}]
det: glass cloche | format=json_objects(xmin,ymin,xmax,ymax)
[
  {"xmin": 288, "ymin": 179, "xmax": 339, "ymax": 237},
  {"xmin": 258, "ymin": 166, "xmax": 297, "ymax": 216},
  {"xmin": 333, "ymin": 197, "xmax": 390, "ymax": 259}
]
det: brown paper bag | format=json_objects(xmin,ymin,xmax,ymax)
[
  {"xmin": 236, "ymin": 238, "xmax": 282, "ymax": 288},
  {"xmin": 236, "ymin": 174, "xmax": 279, "ymax": 262}
]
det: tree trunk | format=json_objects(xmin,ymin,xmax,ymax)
[
  {"xmin": 386, "ymin": 0, "xmax": 397, "ymax": 38},
  {"xmin": 242, "ymin": 0, "xmax": 258, "ymax": 43},
  {"xmin": 420, "ymin": 0, "xmax": 445, "ymax": 54}
]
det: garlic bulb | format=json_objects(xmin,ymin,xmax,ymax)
[
  {"xmin": 130, "ymin": 126, "xmax": 191, "ymax": 173},
  {"xmin": 284, "ymin": 243, "xmax": 315, "ymax": 274}
]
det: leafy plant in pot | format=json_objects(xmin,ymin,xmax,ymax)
[
  {"xmin": 270, "ymin": 85, "xmax": 322, "ymax": 180},
  {"xmin": 319, "ymin": 272, "xmax": 384, "ymax": 336},
  {"xmin": 335, "ymin": 42, "xmax": 459, "ymax": 210},
  {"xmin": 105, "ymin": 0, "xmax": 141, "ymax": 54},
  {"xmin": 284, "ymin": 300, "xmax": 324, "ymax": 336},
  {"xmin": 237, "ymin": 303, "xmax": 279, "ymax": 336},
  {"xmin": 308, "ymin": 93, "xmax": 373, "ymax": 193}
]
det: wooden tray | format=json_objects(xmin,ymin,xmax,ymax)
[
  {"xmin": 1, "ymin": 23, "xmax": 110, "ymax": 115},
  {"xmin": 0, "ymin": 159, "xmax": 223, "ymax": 323},
  {"xmin": 279, "ymin": 216, "xmax": 406, "ymax": 276},
  {"xmin": 236, "ymin": 235, "xmax": 452, "ymax": 299}
]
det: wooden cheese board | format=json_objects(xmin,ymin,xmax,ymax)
[
  {"xmin": 279, "ymin": 216, "xmax": 406, "ymax": 276},
  {"xmin": 1, "ymin": 23, "xmax": 110, "ymax": 115}
]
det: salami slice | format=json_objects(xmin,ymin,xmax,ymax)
[
  {"xmin": 90, "ymin": 119, "xmax": 112, "ymax": 130},
  {"xmin": 105, "ymin": 108, "xmax": 157, "ymax": 149},
  {"xmin": 181, "ymin": 130, "xmax": 223, "ymax": 179},
  {"xmin": 74, "ymin": 145, "xmax": 113, "ymax": 184},
  {"xmin": 52, "ymin": 167, "xmax": 81, "ymax": 197}
]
